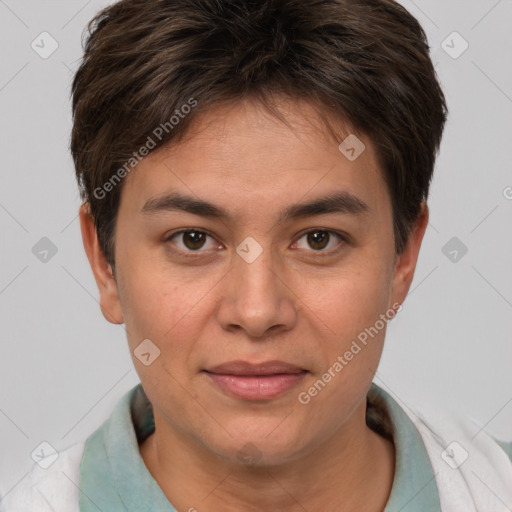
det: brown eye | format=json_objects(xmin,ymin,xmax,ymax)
[
  {"xmin": 167, "ymin": 230, "xmax": 218, "ymax": 252},
  {"xmin": 295, "ymin": 229, "xmax": 345, "ymax": 252},
  {"xmin": 181, "ymin": 230, "xmax": 206, "ymax": 250},
  {"xmin": 307, "ymin": 231, "xmax": 329, "ymax": 250}
]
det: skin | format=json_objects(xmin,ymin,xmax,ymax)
[{"xmin": 80, "ymin": 96, "xmax": 428, "ymax": 511}]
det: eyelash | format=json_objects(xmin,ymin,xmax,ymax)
[{"xmin": 164, "ymin": 228, "xmax": 348, "ymax": 258}]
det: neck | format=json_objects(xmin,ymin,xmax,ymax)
[{"xmin": 140, "ymin": 399, "xmax": 395, "ymax": 511}]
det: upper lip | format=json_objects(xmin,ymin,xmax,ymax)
[{"xmin": 204, "ymin": 360, "xmax": 306, "ymax": 376}]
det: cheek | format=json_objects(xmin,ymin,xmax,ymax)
[
  {"xmin": 293, "ymin": 265, "xmax": 393, "ymax": 424},
  {"xmin": 304, "ymin": 261, "xmax": 393, "ymax": 340},
  {"xmin": 116, "ymin": 256, "xmax": 211, "ymax": 354},
  {"xmin": 118, "ymin": 270, "xmax": 212, "ymax": 398}
]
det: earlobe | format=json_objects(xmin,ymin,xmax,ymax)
[
  {"xmin": 390, "ymin": 203, "xmax": 429, "ymax": 306},
  {"xmin": 79, "ymin": 203, "xmax": 124, "ymax": 325}
]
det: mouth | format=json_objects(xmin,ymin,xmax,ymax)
[{"xmin": 203, "ymin": 360, "xmax": 308, "ymax": 401}]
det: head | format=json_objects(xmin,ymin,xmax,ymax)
[{"xmin": 73, "ymin": 0, "xmax": 446, "ymax": 466}]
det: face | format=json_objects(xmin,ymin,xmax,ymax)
[{"xmin": 81, "ymin": 96, "xmax": 427, "ymax": 467}]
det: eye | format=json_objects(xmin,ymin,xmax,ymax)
[
  {"xmin": 165, "ymin": 228, "xmax": 347, "ymax": 256},
  {"xmin": 294, "ymin": 229, "xmax": 346, "ymax": 252},
  {"xmin": 166, "ymin": 229, "xmax": 219, "ymax": 252}
]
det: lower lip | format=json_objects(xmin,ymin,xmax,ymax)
[{"xmin": 205, "ymin": 371, "xmax": 307, "ymax": 401}]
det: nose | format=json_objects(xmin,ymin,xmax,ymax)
[{"xmin": 215, "ymin": 242, "xmax": 298, "ymax": 340}]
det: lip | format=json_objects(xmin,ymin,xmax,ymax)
[
  {"xmin": 203, "ymin": 360, "xmax": 308, "ymax": 401},
  {"xmin": 206, "ymin": 360, "xmax": 306, "ymax": 376}
]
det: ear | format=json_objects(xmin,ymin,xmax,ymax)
[
  {"xmin": 390, "ymin": 202, "xmax": 429, "ymax": 307},
  {"xmin": 79, "ymin": 203, "xmax": 124, "ymax": 324}
]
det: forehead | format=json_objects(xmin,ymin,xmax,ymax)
[{"xmin": 119, "ymin": 97, "xmax": 390, "ymax": 223}]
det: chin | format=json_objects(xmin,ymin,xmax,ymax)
[{"xmin": 207, "ymin": 427, "xmax": 308, "ymax": 468}]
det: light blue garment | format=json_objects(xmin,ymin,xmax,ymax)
[{"xmin": 79, "ymin": 383, "xmax": 442, "ymax": 511}]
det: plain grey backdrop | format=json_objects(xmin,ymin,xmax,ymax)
[{"xmin": 1, "ymin": 0, "xmax": 511, "ymax": 497}]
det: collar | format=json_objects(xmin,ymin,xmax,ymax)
[{"xmin": 79, "ymin": 382, "xmax": 441, "ymax": 511}]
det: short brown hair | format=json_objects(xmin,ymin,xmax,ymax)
[{"xmin": 70, "ymin": 0, "xmax": 447, "ymax": 266}]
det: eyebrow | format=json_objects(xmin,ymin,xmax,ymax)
[{"xmin": 141, "ymin": 191, "xmax": 370, "ymax": 222}]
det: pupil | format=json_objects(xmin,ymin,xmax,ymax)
[
  {"xmin": 185, "ymin": 231, "xmax": 205, "ymax": 250},
  {"xmin": 308, "ymin": 231, "xmax": 329, "ymax": 250}
]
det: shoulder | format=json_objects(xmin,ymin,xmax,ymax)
[
  {"xmin": 0, "ymin": 441, "xmax": 85, "ymax": 512},
  {"xmin": 405, "ymin": 402, "xmax": 512, "ymax": 512}
]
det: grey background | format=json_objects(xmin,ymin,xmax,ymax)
[{"xmin": 1, "ymin": 0, "xmax": 511, "ymax": 498}]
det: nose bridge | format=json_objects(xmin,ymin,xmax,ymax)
[
  {"xmin": 234, "ymin": 236, "xmax": 282, "ymax": 308},
  {"xmin": 217, "ymin": 236, "xmax": 297, "ymax": 338}
]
